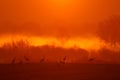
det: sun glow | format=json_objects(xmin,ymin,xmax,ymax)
[{"xmin": 50, "ymin": 0, "xmax": 73, "ymax": 5}]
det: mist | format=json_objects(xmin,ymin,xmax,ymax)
[{"xmin": 0, "ymin": 0, "xmax": 120, "ymax": 38}]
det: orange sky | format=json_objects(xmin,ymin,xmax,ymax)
[
  {"xmin": 0, "ymin": 0, "xmax": 120, "ymax": 23},
  {"xmin": 0, "ymin": 0, "xmax": 120, "ymax": 48}
]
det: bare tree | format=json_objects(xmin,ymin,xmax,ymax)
[{"xmin": 97, "ymin": 15, "xmax": 120, "ymax": 47}]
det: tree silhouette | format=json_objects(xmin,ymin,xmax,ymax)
[{"xmin": 97, "ymin": 15, "xmax": 120, "ymax": 47}]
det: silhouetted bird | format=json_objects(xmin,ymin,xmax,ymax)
[
  {"xmin": 11, "ymin": 57, "xmax": 16, "ymax": 64},
  {"xmin": 18, "ymin": 60, "xmax": 23, "ymax": 64},
  {"xmin": 24, "ymin": 56, "xmax": 30, "ymax": 62},
  {"xmin": 40, "ymin": 57, "xmax": 45, "ymax": 63},
  {"xmin": 60, "ymin": 56, "xmax": 67, "ymax": 64},
  {"xmin": 63, "ymin": 56, "xmax": 67, "ymax": 61},
  {"xmin": 60, "ymin": 61, "xmax": 65, "ymax": 64},
  {"xmin": 88, "ymin": 58, "xmax": 95, "ymax": 62}
]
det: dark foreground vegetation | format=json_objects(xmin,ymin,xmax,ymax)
[{"xmin": 0, "ymin": 40, "xmax": 120, "ymax": 64}]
